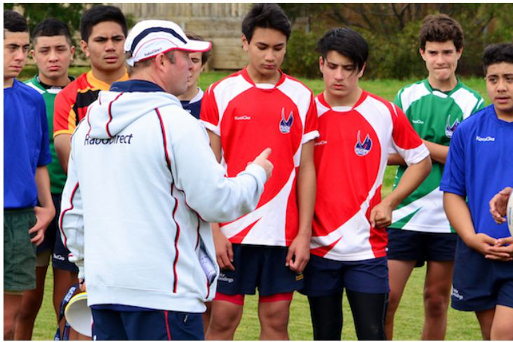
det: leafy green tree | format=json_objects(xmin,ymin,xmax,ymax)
[
  {"xmin": 282, "ymin": 3, "xmax": 513, "ymax": 79},
  {"xmin": 4, "ymin": 3, "xmax": 84, "ymax": 42}
]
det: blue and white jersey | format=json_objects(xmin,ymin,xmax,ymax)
[
  {"xmin": 441, "ymin": 104, "xmax": 513, "ymax": 239},
  {"xmin": 181, "ymin": 87, "xmax": 203, "ymax": 119}
]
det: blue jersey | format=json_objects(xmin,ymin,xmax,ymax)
[
  {"xmin": 180, "ymin": 88, "xmax": 203, "ymax": 119},
  {"xmin": 4, "ymin": 79, "xmax": 52, "ymax": 209},
  {"xmin": 440, "ymin": 104, "xmax": 513, "ymax": 239}
]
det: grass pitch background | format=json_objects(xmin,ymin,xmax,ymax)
[{"xmin": 27, "ymin": 69, "xmax": 488, "ymax": 340}]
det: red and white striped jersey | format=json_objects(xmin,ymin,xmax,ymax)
[
  {"xmin": 312, "ymin": 91, "xmax": 429, "ymax": 261},
  {"xmin": 200, "ymin": 67, "xmax": 319, "ymax": 247}
]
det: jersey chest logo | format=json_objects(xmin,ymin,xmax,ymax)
[
  {"xmin": 445, "ymin": 115, "xmax": 460, "ymax": 138},
  {"xmin": 354, "ymin": 130, "xmax": 372, "ymax": 156},
  {"xmin": 279, "ymin": 108, "xmax": 294, "ymax": 134}
]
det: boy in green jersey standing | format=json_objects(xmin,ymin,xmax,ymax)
[
  {"xmin": 385, "ymin": 14, "xmax": 484, "ymax": 340},
  {"xmin": 17, "ymin": 19, "xmax": 80, "ymax": 340}
]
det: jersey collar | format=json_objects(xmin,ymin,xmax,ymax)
[
  {"xmin": 86, "ymin": 70, "xmax": 129, "ymax": 91},
  {"xmin": 110, "ymin": 79, "xmax": 166, "ymax": 93},
  {"xmin": 240, "ymin": 66, "xmax": 286, "ymax": 89},
  {"xmin": 318, "ymin": 89, "xmax": 369, "ymax": 112}
]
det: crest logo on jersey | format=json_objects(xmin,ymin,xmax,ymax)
[
  {"xmin": 354, "ymin": 130, "xmax": 372, "ymax": 156},
  {"xmin": 445, "ymin": 115, "xmax": 460, "ymax": 138},
  {"xmin": 279, "ymin": 108, "xmax": 294, "ymax": 134}
]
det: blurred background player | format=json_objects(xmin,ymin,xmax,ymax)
[
  {"xmin": 53, "ymin": 5, "xmax": 128, "ymax": 173},
  {"xmin": 386, "ymin": 14, "xmax": 484, "ymax": 340},
  {"xmin": 201, "ymin": 4, "xmax": 318, "ymax": 340},
  {"xmin": 177, "ymin": 33, "xmax": 210, "ymax": 119},
  {"xmin": 441, "ymin": 43, "xmax": 513, "ymax": 340},
  {"xmin": 4, "ymin": 10, "xmax": 55, "ymax": 340},
  {"xmin": 300, "ymin": 27, "xmax": 431, "ymax": 340},
  {"xmin": 15, "ymin": 18, "xmax": 80, "ymax": 340}
]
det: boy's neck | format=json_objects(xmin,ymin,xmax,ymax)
[
  {"xmin": 38, "ymin": 73, "xmax": 71, "ymax": 88},
  {"xmin": 4, "ymin": 77, "xmax": 14, "ymax": 88},
  {"xmin": 177, "ymin": 84, "xmax": 199, "ymax": 102},
  {"xmin": 428, "ymin": 74, "xmax": 458, "ymax": 92},
  {"xmin": 246, "ymin": 64, "xmax": 281, "ymax": 85},
  {"xmin": 495, "ymin": 107, "xmax": 513, "ymax": 123},
  {"xmin": 91, "ymin": 66, "xmax": 126, "ymax": 86},
  {"xmin": 324, "ymin": 87, "xmax": 363, "ymax": 108}
]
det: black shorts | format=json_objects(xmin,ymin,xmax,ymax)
[
  {"xmin": 36, "ymin": 193, "xmax": 78, "ymax": 272},
  {"xmin": 216, "ymin": 244, "xmax": 303, "ymax": 297},
  {"xmin": 386, "ymin": 228, "xmax": 456, "ymax": 267}
]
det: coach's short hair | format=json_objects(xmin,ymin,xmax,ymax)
[
  {"xmin": 242, "ymin": 4, "xmax": 291, "ymax": 43},
  {"xmin": 186, "ymin": 33, "xmax": 210, "ymax": 66},
  {"xmin": 317, "ymin": 27, "xmax": 368, "ymax": 72},
  {"xmin": 482, "ymin": 43, "xmax": 513, "ymax": 75},
  {"xmin": 4, "ymin": 10, "xmax": 28, "ymax": 34},
  {"xmin": 80, "ymin": 5, "xmax": 127, "ymax": 42},
  {"xmin": 32, "ymin": 18, "xmax": 73, "ymax": 46},
  {"xmin": 420, "ymin": 14, "xmax": 463, "ymax": 51}
]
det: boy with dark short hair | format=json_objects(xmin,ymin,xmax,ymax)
[
  {"xmin": 441, "ymin": 43, "xmax": 513, "ymax": 340},
  {"xmin": 300, "ymin": 27, "xmax": 431, "ymax": 340},
  {"xmin": 201, "ymin": 3, "xmax": 318, "ymax": 340},
  {"xmin": 386, "ymin": 14, "xmax": 484, "ymax": 340},
  {"xmin": 177, "ymin": 32, "xmax": 210, "ymax": 119},
  {"xmin": 53, "ymin": 5, "xmax": 128, "ymax": 173},
  {"xmin": 15, "ymin": 18, "xmax": 79, "ymax": 340},
  {"xmin": 4, "ymin": 10, "xmax": 55, "ymax": 340}
]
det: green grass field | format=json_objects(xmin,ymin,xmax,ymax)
[{"xmin": 26, "ymin": 69, "xmax": 489, "ymax": 340}]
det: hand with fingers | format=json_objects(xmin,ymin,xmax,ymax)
[
  {"xmin": 29, "ymin": 205, "xmax": 55, "ymax": 246},
  {"xmin": 489, "ymin": 186, "xmax": 511, "ymax": 224}
]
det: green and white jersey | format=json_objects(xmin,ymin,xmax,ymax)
[
  {"xmin": 25, "ymin": 75, "xmax": 71, "ymax": 194},
  {"xmin": 390, "ymin": 79, "xmax": 484, "ymax": 233}
]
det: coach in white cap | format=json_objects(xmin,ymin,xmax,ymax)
[{"xmin": 59, "ymin": 19, "xmax": 273, "ymax": 340}]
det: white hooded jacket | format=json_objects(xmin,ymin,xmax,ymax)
[{"xmin": 59, "ymin": 80, "xmax": 267, "ymax": 312}]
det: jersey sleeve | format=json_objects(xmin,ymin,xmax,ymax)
[
  {"xmin": 302, "ymin": 92, "xmax": 319, "ymax": 144},
  {"xmin": 393, "ymin": 89, "xmax": 404, "ymax": 110},
  {"xmin": 472, "ymin": 96, "xmax": 485, "ymax": 115},
  {"xmin": 167, "ymin": 114, "xmax": 266, "ymax": 223},
  {"xmin": 199, "ymin": 84, "xmax": 221, "ymax": 136},
  {"xmin": 390, "ymin": 103, "xmax": 429, "ymax": 165},
  {"xmin": 59, "ymin": 140, "xmax": 85, "ymax": 278},
  {"xmin": 36, "ymin": 95, "xmax": 52, "ymax": 166},
  {"xmin": 53, "ymin": 86, "xmax": 77, "ymax": 137},
  {"xmin": 440, "ymin": 125, "xmax": 466, "ymax": 197}
]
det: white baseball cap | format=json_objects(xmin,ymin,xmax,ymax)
[{"xmin": 125, "ymin": 20, "xmax": 212, "ymax": 66}]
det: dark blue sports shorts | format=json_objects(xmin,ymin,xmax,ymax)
[
  {"xmin": 300, "ymin": 254, "xmax": 389, "ymax": 296},
  {"xmin": 36, "ymin": 193, "xmax": 78, "ymax": 272},
  {"xmin": 451, "ymin": 236, "xmax": 513, "ymax": 311},
  {"xmin": 387, "ymin": 228, "xmax": 456, "ymax": 267},
  {"xmin": 216, "ymin": 244, "xmax": 303, "ymax": 297},
  {"xmin": 91, "ymin": 308, "xmax": 203, "ymax": 340}
]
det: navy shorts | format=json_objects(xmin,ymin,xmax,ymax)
[
  {"xmin": 451, "ymin": 236, "xmax": 513, "ymax": 312},
  {"xmin": 91, "ymin": 308, "xmax": 203, "ymax": 340},
  {"xmin": 387, "ymin": 228, "xmax": 456, "ymax": 267},
  {"xmin": 300, "ymin": 255, "xmax": 389, "ymax": 297},
  {"xmin": 37, "ymin": 194, "xmax": 78, "ymax": 272},
  {"xmin": 216, "ymin": 244, "xmax": 303, "ymax": 297}
]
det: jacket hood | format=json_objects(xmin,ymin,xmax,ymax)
[{"xmin": 87, "ymin": 80, "xmax": 180, "ymax": 139}]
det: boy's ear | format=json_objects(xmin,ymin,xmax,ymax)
[{"xmin": 242, "ymin": 34, "xmax": 249, "ymax": 52}]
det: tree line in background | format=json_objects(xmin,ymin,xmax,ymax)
[
  {"xmin": 6, "ymin": 3, "xmax": 513, "ymax": 80},
  {"xmin": 281, "ymin": 3, "xmax": 513, "ymax": 79}
]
